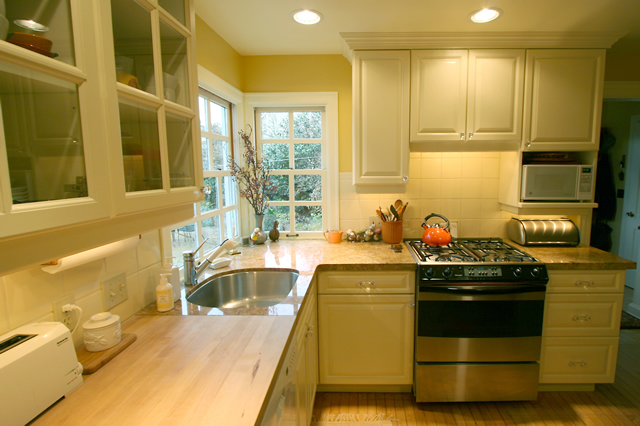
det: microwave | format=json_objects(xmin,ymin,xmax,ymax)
[{"xmin": 521, "ymin": 164, "xmax": 594, "ymax": 201}]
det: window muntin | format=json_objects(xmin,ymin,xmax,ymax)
[{"xmin": 256, "ymin": 107, "xmax": 326, "ymax": 236}]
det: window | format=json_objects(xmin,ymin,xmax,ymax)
[
  {"xmin": 167, "ymin": 88, "xmax": 238, "ymax": 267},
  {"xmin": 256, "ymin": 107, "xmax": 327, "ymax": 236}
]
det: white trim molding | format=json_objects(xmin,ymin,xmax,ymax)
[
  {"xmin": 197, "ymin": 65, "xmax": 243, "ymax": 105},
  {"xmin": 340, "ymin": 31, "xmax": 625, "ymax": 62},
  {"xmin": 603, "ymin": 81, "xmax": 640, "ymax": 100},
  {"xmin": 244, "ymin": 92, "xmax": 341, "ymax": 232}
]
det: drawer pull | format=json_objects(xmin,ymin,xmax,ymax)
[
  {"xmin": 358, "ymin": 281, "xmax": 376, "ymax": 287},
  {"xmin": 408, "ymin": 301, "xmax": 416, "ymax": 307},
  {"xmin": 575, "ymin": 280, "xmax": 595, "ymax": 288},
  {"xmin": 572, "ymin": 314, "xmax": 591, "ymax": 322},
  {"xmin": 568, "ymin": 360, "xmax": 587, "ymax": 367}
]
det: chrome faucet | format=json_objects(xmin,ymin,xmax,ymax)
[{"xmin": 183, "ymin": 238, "xmax": 236, "ymax": 286}]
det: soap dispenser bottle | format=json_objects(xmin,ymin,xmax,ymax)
[
  {"xmin": 160, "ymin": 257, "xmax": 181, "ymax": 302},
  {"xmin": 156, "ymin": 273, "xmax": 174, "ymax": 312}
]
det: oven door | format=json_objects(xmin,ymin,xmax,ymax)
[{"xmin": 416, "ymin": 284, "xmax": 545, "ymax": 363}]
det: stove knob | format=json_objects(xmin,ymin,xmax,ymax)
[
  {"xmin": 425, "ymin": 268, "xmax": 435, "ymax": 278},
  {"xmin": 443, "ymin": 268, "xmax": 452, "ymax": 278},
  {"xmin": 531, "ymin": 267, "xmax": 540, "ymax": 277},
  {"xmin": 514, "ymin": 267, "xmax": 522, "ymax": 277}
]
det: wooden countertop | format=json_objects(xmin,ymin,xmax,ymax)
[
  {"xmin": 34, "ymin": 240, "xmax": 414, "ymax": 426},
  {"xmin": 35, "ymin": 315, "xmax": 295, "ymax": 425},
  {"xmin": 33, "ymin": 239, "xmax": 635, "ymax": 425}
]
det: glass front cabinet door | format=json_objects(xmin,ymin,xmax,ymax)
[
  {"xmin": 0, "ymin": 0, "xmax": 202, "ymax": 239},
  {"xmin": 0, "ymin": 0, "xmax": 111, "ymax": 238},
  {"xmin": 103, "ymin": 0, "xmax": 202, "ymax": 214}
]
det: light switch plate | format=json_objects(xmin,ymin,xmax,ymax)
[{"xmin": 102, "ymin": 271, "xmax": 128, "ymax": 310}]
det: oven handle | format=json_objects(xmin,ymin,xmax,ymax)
[{"xmin": 418, "ymin": 284, "xmax": 546, "ymax": 297}]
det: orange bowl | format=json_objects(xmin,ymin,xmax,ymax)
[{"xmin": 8, "ymin": 32, "xmax": 52, "ymax": 51}]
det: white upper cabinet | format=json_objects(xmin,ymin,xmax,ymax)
[
  {"xmin": 523, "ymin": 49, "xmax": 605, "ymax": 152},
  {"xmin": 0, "ymin": 0, "xmax": 201, "ymax": 239},
  {"xmin": 0, "ymin": 0, "xmax": 111, "ymax": 238},
  {"xmin": 352, "ymin": 50, "xmax": 410, "ymax": 186},
  {"xmin": 410, "ymin": 50, "xmax": 467, "ymax": 143},
  {"xmin": 411, "ymin": 49, "xmax": 524, "ymax": 151},
  {"xmin": 104, "ymin": 0, "xmax": 202, "ymax": 214}
]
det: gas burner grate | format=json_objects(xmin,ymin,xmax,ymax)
[{"xmin": 407, "ymin": 238, "xmax": 541, "ymax": 264}]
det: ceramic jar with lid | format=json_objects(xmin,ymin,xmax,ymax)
[{"xmin": 82, "ymin": 312, "xmax": 121, "ymax": 352}]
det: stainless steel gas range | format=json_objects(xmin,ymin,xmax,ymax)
[{"xmin": 406, "ymin": 238, "xmax": 549, "ymax": 403}]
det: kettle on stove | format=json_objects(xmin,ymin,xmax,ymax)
[{"xmin": 421, "ymin": 213, "xmax": 452, "ymax": 247}]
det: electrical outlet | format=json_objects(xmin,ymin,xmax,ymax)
[
  {"xmin": 52, "ymin": 295, "xmax": 75, "ymax": 328},
  {"xmin": 102, "ymin": 271, "xmax": 128, "ymax": 310}
]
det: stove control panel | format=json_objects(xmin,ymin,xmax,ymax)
[{"xmin": 419, "ymin": 264, "xmax": 548, "ymax": 282}]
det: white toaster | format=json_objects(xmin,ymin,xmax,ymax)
[{"xmin": 0, "ymin": 322, "xmax": 83, "ymax": 425}]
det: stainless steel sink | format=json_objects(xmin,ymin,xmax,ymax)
[{"xmin": 186, "ymin": 269, "xmax": 299, "ymax": 309}]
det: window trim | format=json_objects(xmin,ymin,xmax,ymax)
[
  {"xmin": 244, "ymin": 92, "xmax": 339, "ymax": 233},
  {"xmin": 161, "ymin": 67, "xmax": 243, "ymax": 269}
]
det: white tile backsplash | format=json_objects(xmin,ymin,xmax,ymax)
[
  {"xmin": 340, "ymin": 152, "xmax": 510, "ymax": 239},
  {"xmin": 0, "ymin": 230, "xmax": 164, "ymax": 348}
]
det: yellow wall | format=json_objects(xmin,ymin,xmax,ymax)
[
  {"xmin": 242, "ymin": 55, "xmax": 352, "ymax": 172},
  {"xmin": 605, "ymin": 41, "xmax": 640, "ymax": 81},
  {"xmin": 195, "ymin": 15, "xmax": 243, "ymax": 90}
]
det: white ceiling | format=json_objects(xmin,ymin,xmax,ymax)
[{"xmin": 195, "ymin": 0, "xmax": 640, "ymax": 56}]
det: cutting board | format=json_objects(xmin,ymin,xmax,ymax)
[{"xmin": 76, "ymin": 333, "xmax": 137, "ymax": 374}]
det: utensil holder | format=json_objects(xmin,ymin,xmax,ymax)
[{"xmin": 382, "ymin": 221, "xmax": 403, "ymax": 244}]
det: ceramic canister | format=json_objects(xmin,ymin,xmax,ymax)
[{"xmin": 82, "ymin": 312, "xmax": 122, "ymax": 352}]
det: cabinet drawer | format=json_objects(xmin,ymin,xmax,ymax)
[
  {"xmin": 543, "ymin": 294, "xmax": 623, "ymax": 337},
  {"xmin": 546, "ymin": 270, "xmax": 625, "ymax": 294},
  {"xmin": 540, "ymin": 337, "xmax": 618, "ymax": 384},
  {"xmin": 318, "ymin": 271, "xmax": 415, "ymax": 294}
]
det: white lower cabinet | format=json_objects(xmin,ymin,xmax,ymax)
[
  {"xmin": 295, "ymin": 290, "xmax": 317, "ymax": 426},
  {"xmin": 317, "ymin": 271, "xmax": 415, "ymax": 385},
  {"xmin": 540, "ymin": 270, "xmax": 625, "ymax": 384}
]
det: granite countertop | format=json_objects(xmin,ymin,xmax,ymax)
[
  {"xmin": 508, "ymin": 240, "xmax": 637, "ymax": 270},
  {"xmin": 137, "ymin": 239, "xmax": 416, "ymax": 317}
]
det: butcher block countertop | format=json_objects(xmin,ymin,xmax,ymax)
[
  {"xmin": 33, "ymin": 239, "xmax": 634, "ymax": 425},
  {"xmin": 34, "ymin": 240, "xmax": 415, "ymax": 426}
]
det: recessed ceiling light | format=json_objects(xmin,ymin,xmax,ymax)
[
  {"xmin": 468, "ymin": 8, "xmax": 503, "ymax": 23},
  {"xmin": 291, "ymin": 9, "xmax": 323, "ymax": 25}
]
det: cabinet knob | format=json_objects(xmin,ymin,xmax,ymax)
[
  {"xmin": 525, "ymin": 141, "xmax": 531, "ymax": 148},
  {"xmin": 460, "ymin": 132, "xmax": 465, "ymax": 140},
  {"xmin": 408, "ymin": 301, "xmax": 415, "ymax": 307},
  {"xmin": 572, "ymin": 314, "xmax": 591, "ymax": 322},
  {"xmin": 402, "ymin": 176, "xmax": 409, "ymax": 182},
  {"xmin": 469, "ymin": 132, "xmax": 474, "ymax": 139},
  {"xmin": 568, "ymin": 360, "xmax": 587, "ymax": 367}
]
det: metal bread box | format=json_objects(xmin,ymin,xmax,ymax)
[{"xmin": 507, "ymin": 218, "xmax": 580, "ymax": 246}]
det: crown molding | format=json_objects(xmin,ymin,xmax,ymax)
[{"xmin": 340, "ymin": 31, "xmax": 626, "ymax": 62}]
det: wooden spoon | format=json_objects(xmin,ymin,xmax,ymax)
[
  {"xmin": 394, "ymin": 199, "xmax": 403, "ymax": 210},
  {"xmin": 398, "ymin": 202, "xmax": 408, "ymax": 220}
]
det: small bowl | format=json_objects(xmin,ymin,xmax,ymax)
[{"xmin": 8, "ymin": 32, "xmax": 52, "ymax": 51}]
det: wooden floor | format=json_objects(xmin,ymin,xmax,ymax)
[{"xmin": 313, "ymin": 329, "xmax": 640, "ymax": 425}]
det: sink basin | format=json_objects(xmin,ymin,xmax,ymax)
[{"xmin": 187, "ymin": 269, "xmax": 299, "ymax": 309}]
